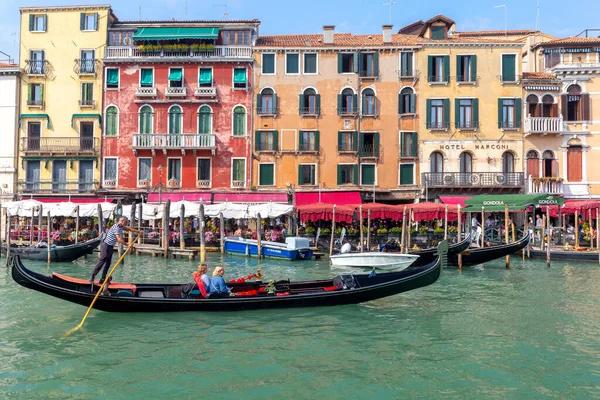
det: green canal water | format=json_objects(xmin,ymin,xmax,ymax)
[{"xmin": 1, "ymin": 253, "xmax": 600, "ymax": 399}]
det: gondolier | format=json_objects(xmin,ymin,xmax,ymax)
[{"xmin": 90, "ymin": 216, "xmax": 141, "ymax": 285}]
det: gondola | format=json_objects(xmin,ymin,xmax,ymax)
[
  {"xmin": 1, "ymin": 237, "xmax": 101, "ymax": 262},
  {"xmin": 528, "ymin": 248, "xmax": 600, "ymax": 263},
  {"xmin": 407, "ymin": 232, "xmax": 472, "ymax": 267},
  {"xmin": 449, "ymin": 232, "xmax": 531, "ymax": 267},
  {"xmin": 9, "ymin": 242, "xmax": 447, "ymax": 312}
]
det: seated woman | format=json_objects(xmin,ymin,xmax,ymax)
[
  {"xmin": 192, "ymin": 264, "xmax": 211, "ymax": 296},
  {"xmin": 209, "ymin": 266, "xmax": 233, "ymax": 296}
]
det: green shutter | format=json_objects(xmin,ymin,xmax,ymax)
[
  {"xmin": 272, "ymin": 93, "xmax": 278, "ymax": 114},
  {"xmin": 255, "ymin": 131, "xmax": 260, "ymax": 151},
  {"xmin": 361, "ymin": 93, "xmax": 366, "ymax": 115},
  {"xmin": 352, "ymin": 94, "xmax": 358, "ymax": 113},
  {"xmin": 502, "ymin": 54, "xmax": 516, "ymax": 81},
  {"xmin": 426, "ymin": 99, "xmax": 432, "ymax": 126},
  {"xmin": 443, "ymin": 99, "xmax": 450, "ymax": 127},
  {"xmin": 410, "ymin": 94, "xmax": 416, "ymax": 114},
  {"xmin": 473, "ymin": 99, "xmax": 479, "ymax": 128},
  {"xmin": 94, "ymin": 12, "xmax": 99, "ymax": 30},
  {"xmin": 337, "ymin": 53, "xmax": 343, "ymax": 73},
  {"xmin": 315, "ymin": 94, "xmax": 321, "ymax": 115},
  {"xmin": 374, "ymin": 132, "xmax": 380, "ymax": 157},
  {"xmin": 398, "ymin": 93, "xmax": 403, "ymax": 114},
  {"xmin": 337, "ymin": 94, "xmax": 343, "ymax": 115},
  {"xmin": 80, "ymin": 13, "xmax": 85, "ymax": 30},
  {"xmin": 456, "ymin": 55, "xmax": 463, "ymax": 81},
  {"xmin": 199, "ymin": 68, "xmax": 212, "ymax": 84},
  {"xmin": 39, "ymin": 84, "xmax": 44, "ymax": 102},
  {"xmin": 337, "ymin": 131, "xmax": 343, "ymax": 149},
  {"xmin": 353, "ymin": 53, "xmax": 359, "ymax": 73},
  {"xmin": 353, "ymin": 164, "xmax": 359, "ymax": 185},
  {"xmin": 400, "ymin": 164, "xmax": 414, "ymax": 185},
  {"xmin": 359, "ymin": 132, "xmax": 364, "ymax": 155},
  {"xmin": 287, "ymin": 54, "xmax": 299, "ymax": 73},
  {"xmin": 273, "ymin": 131, "xmax": 278, "ymax": 151},
  {"xmin": 298, "ymin": 131, "xmax": 304, "ymax": 149},
  {"xmin": 358, "ymin": 53, "xmax": 365, "ymax": 75},
  {"xmin": 516, "ymin": 98, "xmax": 522, "ymax": 128},
  {"xmin": 169, "ymin": 108, "xmax": 181, "ymax": 134},
  {"xmin": 498, "ymin": 99, "xmax": 503, "ymax": 128},
  {"xmin": 411, "ymin": 133, "xmax": 418, "ymax": 156},
  {"xmin": 42, "ymin": 15, "xmax": 47, "ymax": 31},
  {"xmin": 443, "ymin": 55, "xmax": 450, "ymax": 82},
  {"xmin": 353, "ymin": 131, "xmax": 358, "ymax": 152},
  {"xmin": 299, "ymin": 94, "xmax": 305, "ymax": 113},
  {"xmin": 314, "ymin": 130, "xmax": 320, "ymax": 151},
  {"xmin": 298, "ymin": 165, "xmax": 303, "ymax": 185},
  {"xmin": 427, "ymin": 56, "xmax": 433, "ymax": 82},
  {"xmin": 27, "ymin": 84, "xmax": 32, "ymax": 101},
  {"xmin": 337, "ymin": 165, "xmax": 343, "ymax": 185},
  {"xmin": 256, "ymin": 94, "xmax": 262, "ymax": 112},
  {"xmin": 29, "ymin": 14, "xmax": 34, "ymax": 31},
  {"xmin": 455, "ymin": 98, "xmax": 460, "ymax": 127},
  {"xmin": 471, "ymin": 55, "xmax": 477, "ymax": 82},
  {"xmin": 141, "ymin": 69, "xmax": 153, "ymax": 86},
  {"xmin": 373, "ymin": 52, "xmax": 379, "ymax": 77}
]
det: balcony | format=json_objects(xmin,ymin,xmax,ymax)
[
  {"xmin": 25, "ymin": 60, "xmax": 47, "ymax": 76},
  {"xmin": 337, "ymin": 107, "xmax": 358, "ymax": 117},
  {"xmin": 104, "ymin": 46, "xmax": 253, "ymax": 61},
  {"xmin": 524, "ymin": 116, "xmax": 564, "ymax": 135},
  {"xmin": 299, "ymin": 107, "xmax": 321, "ymax": 117},
  {"xmin": 298, "ymin": 143, "xmax": 319, "ymax": 153},
  {"xmin": 499, "ymin": 121, "xmax": 522, "ymax": 130},
  {"xmin": 358, "ymin": 144, "xmax": 380, "ymax": 158},
  {"xmin": 165, "ymin": 87, "xmax": 186, "ymax": 97},
  {"xmin": 74, "ymin": 59, "xmax": 97, "ymax": 75},
  {"xmin": 136, "ymin": 87, "xmax": 157, "ymax": 97},
  {"xmin": 257, "ymin": 107, "xmax": 278, "ymax": 117},
  {"xmin": 399, "ymin": 69, "xmax": 419, "ymax": 79},
  {"xmin": 426, "ymin": 121, "xmax": 450, "ymax": 131},
  {"xmin": 138, "ymin": 179, "xmax": 152, "ymax": 189},
  {"xmin": 194, "ymin": 86, "xmax": 216, "ymax": 97},
  {"xmin": 167, "ymin": 179, "xmax": 180, "ymax": 189},
  {"xmin": 18, "ymin": 180, "xmax": 99, "ymax": 194},
  {"xmin": 197, "ymin": 179, "xmax": 211, "ymax": 188},
  {"xmin": 526, "ymin": 176, "xmax": 564, "ymax": 195},
  {"xmin": 131, "ymin": 133, "xmax": 216, "ymax": 155},
  {"xmin": 256, "ymin": 143, "xmax": 278, "ymax": 153},
  {"xmin": 20, "ymin": 137, "xmax": 100, "ymax": 154},
  {"xmin": 231, "ymin": 180, "xmax": 245, "ymax": 188},
  {"xmin": 455, "ymin": 121, "xmax": 479, "ymax": 131},
  {"xmin": 422, "ymin": 172, "xmax": 524, "ymax": 190},
  {"xmin": 78, "ymin": 99, "xmax": 96, "ymax": 108},
  {"xmin": 27, "ymin": 99, "xmax": 44, "ymax": 108},
  {"xmin": 103, "ymin": 179, "xmax": 116, "ymax": 189}
]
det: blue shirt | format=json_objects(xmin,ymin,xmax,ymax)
[
  {"xmin": 209, "ymin": 276, "xmax": 230, "ymax": 294},
  {"xmin": 104, "ymin": 224, "xmax": 123, "ymax": 246},
  {"xmin": 200, "ymin": 274, "xmax": 211, "ymax": 292}
]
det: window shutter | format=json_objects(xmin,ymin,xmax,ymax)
[
  {"xmin": 314, "ymin": 131, "xmax": 320, "ymax": 151},
  {"xmin": 515, "ymin": 98, "xmax": 522, "ymax": 128},
  {"xmin": 426, "ymin": 99, "xmax": 432, "ymax": 126},
  {"xmin": 473, "ymin": 98, "xmax": 479, "ymax": 127},
  {"xmin": 316, "ymin": 94, "xmax": 321, "ymax": 115},
  {"xmin": 410, "ymin": 94, "xmax": 416, "ymax": 114},
  {"xmin": 443, "ymin": 99, "xmax": 450, "ymax": 127},
  {"xmin": 337, "ymin": 94, "xmax": 342, "ymax": 115},
  {"xmin": 581, "ymin": 93, "xmax": 590, "ymax": 120},
  {"xmin": 471, "ymin": 55, "xmax": 477, "ymax": 82},
  {"xmin": 358, "ymin": 53, "xmax": 364, "ymax": 75},
  {"xmin": 94, "ymin": 12, "xmax": 99, "ymax": 31},
  {"xmin": 456, "ymin": 55, "xmax": 463, "ymax": 81},
  {"xmin": 498, "ymin": 99, "xmax": 503, "ymax": 128},
  {"xmin": 298, "ymin": 131, "xmax": 304, "ymax": 149},
  {"xmin": 359, "ymin": 132, "xmax": 364, "ymax": 154},
  {"xmin": 298, "ymin": 165, "xmax": 303, "ymax": 185},
  {"xmin": 361, "ymin": 93, "xmax": 366, "ymax": 115},
  {"xmin": 502, "ymin": 55, "xmax": 516, "ymax": 81},
  {"xmin": 352, "ymin": 94, "xmax": 358, "ymax": 113},
  {"xmin": 80, "ymin": 13, "xmax": 85, "ymax": 30},
  {"xmin": 560, "ymin": 94, "xmax": 568, "ymax": 119},
  {"xmin": 373, "ymin": 52, "xmax": 379, "ymax": 77},
  {"xmin": 337, "ymin": 53, "xmax": 343, "ymax": 73},
  {"xmin": 412, "ymin": 133, "xmax": 418, "ymax": 157},
  {"xmin": 337, "ymin": 131, "xmax": 343, "ymax": 149},
  {"xmin": 298, "ymin": 94, "xmax": 305, "ymax": 114},
  {"xmin": 443, "ymin": 56, "xmax": 450, "ymax": 82},
  {"xmin": 398, "ymin": 93, "xmax": 403, "ymax": 114},
  {"xmin": 254, "ymin": 131, "xmax": 260, "ymax": 151},
  {"xmin": 353, "ymin": 53, "xmax": 359, "ymax": 73},
  {"xmin": 272, "ymin": 93, "xmax": 278, "ymax": 114},
  {"xmin": 455, "ymin": 98, "xmax": 460, "ymax": 127},
  {"xmin": 374, "ymin": 132, "xmax": 380, "ymax": 157},
  {"xmin": 353, "ymin": 165, "xmax": 359, "ymax": 185},
  {"xmin": 27, "ymin": 84, "xmax": 32, "ymax": 101},
  {"xmin": 273, "ymin": 131, "xmax": 279, "ymax": 151},
  {"xmin": 42, "ymin": 14, "xmax": 47, "ymax": 31},
  {"xmin": 29, "ymin": 14, "xmax": 34, "ymax": 31},
  {"xmin": 256, "ymin": 94, "xmax": 262, "ymax": 112},
  {"xmin": 337, "ymin": 165, "xmax": 342, "ymax": 185},
  {"xmin": 352, "ymin": 131, "xmax": 358, "ymax": 152},
  {"xmin": 427, "ymin": 55, "xmax": 433, "ymax": 82}
]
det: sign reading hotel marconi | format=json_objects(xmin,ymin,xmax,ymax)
[{"xmin": 438, "ymin": 143, "xmax": 514, "ymax": 151}]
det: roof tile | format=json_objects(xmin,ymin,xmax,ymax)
[{"xmin": 523, "ymin": 71, "xmax": 557, "ymax": 80}]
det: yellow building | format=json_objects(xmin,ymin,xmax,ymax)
[
  {"xmin": 17, "ymin": 5, "xmax": 112, "ymax": 198},
  {"xmin": 253, "ymin": 26, "xmax": 423, "ymax": 204}
]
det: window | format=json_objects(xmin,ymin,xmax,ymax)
[
  {"xmin": 544, "ymin": 52, "xmax": 561, "ymax": 69},
  {"xmin": 80, "ymin": 122, "xmax": 94, "ymax": 149},
  {"xmin": 167, "ymin": 159, "xmax": 182, "ymax": 182},
  {"xmin": 304, "ymin": 53, "xmax": 317, "ymax": 74},
  {"xmin": 198, "ymin": 105, "xmax": 212, "ymax": 134},
  {"xmin": 359, "ymin": 52, "xmax": 378, "ymax": 77},
  {"xmin": 498, "ymin": 98, "xmax": 522, "ymax": 129},
  {"xmin": 430, "ymin": 151, "xmax": 444, "ymax": 173},
  {"xmin": 198, "ymin": 68, "xmax": 212, "ymax": 87},
  {"xmin": 300, "ymin": 88, "xmax": 320, "ymax": 115},
  {"xmin": 399, "ymin": 132, "xmax": 417, "ymax": 158},
  {"xmin": 427, "ymin": 99, "xmax": 449, "ymax": 129},
  {"xmin": 526, "ymin": 94, "xmax": 539, "ymax": 117},
  {"xmin": 262, "ymin": 53, "xmax": 275, "ymax": 74},
  {"xmin": 138, "ymin": 158, "xmax": 152, "ymax": 182},
  {"xmin": 259, "ymin": 164, "xmax": 275, "ymax": 186},
  {"xmin": 232, "ymin": 159, "xmax": 246, "ymax": 187},
  {"xmin": 26, "ymin": 122, "xmax": 41, "ymax": 151},
  {"xmin": 106, "ymin": 68, "xmax": 119, "ymax": 89},
  {"xmin": 79, "ymin": 50, "xmax": 95, "ymax": 73},
  {"xmin": 362, "ymin": 88, "xmax": 376, "ymax": 116},
  {"xmin": 76, "ymin": 160, "xmax": 92, "ymax": 191},
  {"xmin": 501, "ymin": 54, "xmax": 517, "ymax": 82},
  {"xmin": 168, "ymin": 68, "xmax": 183, "ymax": 88},
  {"xmin": 255, "ymin": 131, "xmax": 278, "ymax": 151},
  {"xmin": 567, "ymin": 144, "xmax": 582, "ymax": 182},
  {"xmin": 81, "ymin": 82, "xmax": 94, "ymax": 107},
  {"xmin": 233, "ymin": 68, "xmax": 247, "ymax": 89},
  {"xmin": 197, "ymin": 159, "xmax": 211, "ymax": 185},
  {"xmin": 541, "ymin": 95, "xmax": 556, "ymax": 117},
  {"xmin": 299, "ymin": 131, "xmax": 319, "ymax": 152},
  {"xmin": 459, "ymin": 152, "xmax": 472, "ymax": 173},
  {"xmin": 502, "ymin": 151, "xmax": 514, "ymax": 173},
  {"xmin": 286, "ymin": 53, "xmax": 299, "ymax": 74},
  {"xmin": 258, "ymin": 88, "xmax": 277, "ymax": 115},
  {"xmin": 456, "ymin": 99, "xmax": 479, "ymax": 129},
  {"xmin": 108, "ymin": 31, "xmax": 133, "ymax": 46},
  {"xmin": 431, "ymin": 26, "xmax": 446, "ymax": 40},
  {"xmin": 28, "ymin": 50, "xmax": 45, "ymax": 75},
  {"xmin": 457, "ymin": 55, "xmax": 476, "ymax": 83},
  {"xmin": 359, "ymin": 132, "xmax": 379, "ymax": 158},
  {"xmin": 80, "ymin": 12, "xmax": 98, "ymax": 31},
  {"xmin": 338, "ymin": 88, "xmax": 357, "ymax": 115},
  {"xmin": 563, "ymin": 85, "xmax": 590, "ymax": 122},
  {"xmin": 542, "ymin": 150, "xmax": 557, "ymax": 178},
  {"xmin": 139, "ymin": 105, "xmax": 153, "ymax": 134},
  {"xmin": 337, "ymin": 164, "xmax": 358, "ymax": 185},
  {"xmin": 428, "ymin": 55, "xmax": 449, "ymax": 83},
  {"xmin": 526, "ymin": 149, "xmax": 540, "ymax": 178},
  {"xmin": 338, "ymin": 53, "xmax": 356, "ymax": 73},
  {"xmin": 25, "ymin": 160, "xmax": 41, "ymax": 191},
  {"xmin": 222, "ymin": 30, "xmax": 250, "ymax": 45},
  {"xmin": 104, "ymin": 158, "xmax": 117, "ymax": 183},
  {"xmin": 361, "ymin": 164, "xmax": 376, "ymax": 185},
  {"xmin": 400, "ymin": 52, "xmax": 414, "ymax": 77},
  {"xmin": 140, "ymin": 68, "xmax": 154, "ymax": 87},
  {"xmin": 52, "ymin": 160, "xmax": 67, "ymax": 192},
  {"xmin": 338, "ymin": 131, "xmax": 357, "ymax": 152},
  {"xmin": 398, "ymin": 87, "xmax": 415, "ymax": 114},
  {"xmin": 399, "ymin": 163, "xmax": 415, "ymax": 185},
  {"xmin": 29, "ymin": 14, "xmax": 47, "ymax": 32},
  {"xmin": 105, "ymin": 106, "xmax": 118, "ymax": 136},
  {"xmin": 233, "ymin": 106, "xmax": 247, "ymax": 136},
  {"xmin": 298, "ymin": 164, "xmax": 316, "ymax": 186},
  {"xmin": 27, "ymin": 83, "xmax": 44, "ymax": 106},
  {"xmin": 168, "ymin": 105, "xmax": 183, "ymax": 134}
]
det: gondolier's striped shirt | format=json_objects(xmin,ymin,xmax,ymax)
[{"xmin": 104, "ymin": 224, "xmax": 123, "ymax": 246}]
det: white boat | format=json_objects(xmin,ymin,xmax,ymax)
[{"xmin": 329, "ymin": 252, "xmax": 419, "ymax": 271}]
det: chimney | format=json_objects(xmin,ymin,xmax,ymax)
[
  {"xmin": 382, "ymin": 25, "xmax": 393, "ymax": 44},
  {"xmin": 323, "ymin": 25, "xmax": 335, "ymax": 44}
]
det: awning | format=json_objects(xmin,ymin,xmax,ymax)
[
  {"xmin": 464, "ymin": 194, "xmax": 565, "ymax": 212},
  {"xmin": 133, "ymin": 27, "xmax": 219, "ymax": 41},
  {"xmin": 440, "ymin": 196, "xmax": 471, "ymax": 208},
  {"xmin": 297, "ymin": 203, "xmax": 355, "ymax": 223},
  {"xmin": 34, "ymin": 197, "xmax": 112, "ymax": 204},
  {"xmin": 19, "ymin": 113, "xmax": 50, "ymax": 128},
  {"xmin": 355, "ymin": 203, "xmax": 403, "ymax": 220},
  {"xmin": 408, "ymin": 203, "xmax": 462, "ymax": 222},
  {"xmin": 295, "ymin": 191, "xmax": 361, "ymax": 206},
  {"xmin": 72, "ymin": 113, "xmax": 102, "ymax": 128},
  {"xmin": 147, "ymin": 193, "xmax": 211, "ymax": 203},
  {"xmin": 213, "ymin": 193, "xmax": 289, "ymax": 204}
]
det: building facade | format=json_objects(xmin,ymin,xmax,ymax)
[
  {"xmin": 0, "ymin": 62, "xmax": 21, "ymax": 201},
  {"xmin": 101, "ymin": 19, "xmax": 259, "ymax": 201},
  {"xmin": 17, "ymin": 5, "xmax": 111, "ymax": 198}
]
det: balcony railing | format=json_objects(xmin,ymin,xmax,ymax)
[
  {"xmin": 298, "ymin": 143, "xmax": 319, "ymax": 152},
  {"xmin": 456, "ymin": 75, "xmax": 477, "ymax": 84},
  {"xmin": 165, "ymin": 87, "xmax": 186, "ymax": 97},
  {"xmin": 455, "ymin": 121, "xmax": 479, "ymax": 130},
  {"xmin": 499, "ymin": 121, "xmax": 522, "ymax": 130},
  {"xmin": 337, "ymin": 145, "xmax": 356, "ymax": 153},
  {"xmin": 256, "ymin": 144, "xmax": 278, "ymax": 152},
  {"xmin": 524, "ymin": 116, "xmax": 564, "ymax": 134},
  {"xmin": 526, "ymin": 176, "xmax": 564, "ymax": 194},
  {"xmin": 25, "ymin": 60, "xmax": 47, "ymax": 76},
  {"xmin": 427, "ymin": 76, "xmax": 449, "ymax": 84},
  {"xmin": 167, "ymin": 179, "xmax": 181, "ymax": 189},
  {"xmin": 197, "ymin": 179, "xmax": 211, "ymax": 188},
  {"xmin": 257, "ymin": 107, "xmax": 278, "ymax": 116},
  {"xmin": 136, "ymin": 87, "xmax": 157, "ymax": 97},
  {"xmin": 426, "ymin": 121, "xmax": 450, "ymax": 130},
  {"xmin": 359, "ymin": 70, "xmax": 378, "ymax": 78},
  {"xmin": 337, "ymin": 107, "xmax": 358, "ymax": 116},
  {"xmin": 131, "ymin": 134, "xmax": 216, "ymax": 150},
  {"xmin": 359, "ymin": 144, "xmax": 380, "ymax": 158},
  {"xmin": 422, "ymin": 172, "xmax": 524, "ymax": 188},
  {"xmin": 74, "ymin": 58, "xmax": 97, "ymax": 75},
  {"xmin": 399, "ymin": 69, "xmax": 419, "ymax": 79},
  {"xmin": 104, "ymin": 46, "xmax": 253, "ymax": 60},
  {"xmin": 299, "ymin": 107, "xmax": 321, "ymax": 116},
  {"xmin": 27, "ymin": 99, "xmax": 44, "ymax": 107},
  {"xmin": 194, "ymin": 86, "xmax": 216, "ymax": 97},
  {"xmin": 498, "ymin": 74, "xmax": 522, "ymax": 84},
  {"xmin": 18, "ymin": 180, "xmax": 99, "ymax": 194},
  {"xmin": 231, "ymin": 180, "xmax": 246, "ymax": 188},
  {"xmin": 138, "ymin": 179, "xmax": 151, "ymax": 189},
  {"xmin": 21, "ymin": 137, "xmax": 100, "ymax": 153},
  {"xmin": 78, "ymin": 99, "xmax": 96, "ymax": 108},
  {"xmin": 103, "ymin": 179, "xmax": 116, "ymax": 189}
]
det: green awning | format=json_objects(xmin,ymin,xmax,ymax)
[
  {"xmin": 233, "ymin": 68, "xmax": 247, "ymax": 83},
  {"xmin": 199, "ymin": 68, "xmax": 212, "ymax": 84},
  {"xmin": 464, "ymin": 194, "xmax": 565, "ymax": 212},
  {"xmin": 140, "ymin": 69, "xmax": 153, "ymax": 86},
  {"xmin": 72, "ymin": 113, "xmax": 102, "ymax": 128},
  {"xmin": 168, "ymin": 68, "xmax": 182, "ymax": 81},
  {"xmin": 133, "ymin": 27, "xmax": 219, "ymax": 41},
  {"xmin": 106, "ymin": 68, "xmax": 119, "ymax": 85},
  {"xmin": 19, "ymin": 114, "xmax": 50, "ymax": 128}
]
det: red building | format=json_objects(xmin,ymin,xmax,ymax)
[{"xmin": 101, "ymin": 20, "xmax": 259, "ymax": 201}]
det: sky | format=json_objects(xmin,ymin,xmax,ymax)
[{"xmin": 1, "ymin": 0, "xmax": 600, "ymax": 62}]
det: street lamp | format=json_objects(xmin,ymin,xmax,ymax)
[{"xmin": 157, "ymin": 164, "xmax": 164, "ymax": 204}]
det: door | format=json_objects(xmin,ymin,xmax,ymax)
[
  {"xmin": 459, "ymin": 152, "xmax": 472, "ymax": 186},
  {"xmin": 79, "ymin": 160, "xmax": 94, "ymax": 191},
  {"xmin": 52, "ymin": 160, "xmax": 67, "ymax": 192},
  {"xmin": 81, "ymin": 50, "xmax": 95, "ymax": 73},
  {"xmin": 80, "ymin": 122, "xmax": 94, "ymax": 150},
  {"xmin": 27, "ymin": 122, "xmax": 41, "ymax": 150},
  {"xmin": 567, "ymin": 147, "xmax": 582, "ymax": 182},
  {"xmin": 26, "ymin": 161, "xmax": 40, "ymax": 191}
]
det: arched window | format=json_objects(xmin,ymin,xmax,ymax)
[
  {"xmin": 430, "ymin": 151, "xmax": 443, "ymax": 173},
  {"xmin": 399, "ymin": 87, "xmax": 415, "ymax": 114},
  {"xmin": 105, "ymin": 106, "xmax": 118, "ymax": 136},
  {"xmin": 540, "ymin": 94, "xmax": 555, "ymax": 117},
  {"xmin": 526, "ymin": 94, "xmax": 539, "ymax": 117},
  {"xmin": 459, "ymin": 152, "xmax": 472, "ymax": 173},
  {"xmin": 300, "ymin": 88, "xmax": 319, "ymax": 115},
  {"xmin": 526, "ymin": 149, "xmax": 540, "ymax": 178},
  {"xmin": 259, "ymin": 88, "xmax": 276, "ymax": 115},
  {"xmin": 567, "ymin": 139, "xmax": 582, "ymax": 182},
  {"xmin": 198, "ymin": 105, "xmax": 212, "ymax": 134},
  {"xmin": 542, "ymin": 150, "xmax": 557, "ymax": 177},
  {"xmin": 362, "ymin": 88, "xmax": 376, "ymax": 116},
  {"xmin": 168, "ymin": 105, "xmax": 183, "ymax": 134},
  {"xmin": 502, "ymin": 151, "xmax": 514, "ymax": 173},
  {"xmin": 233, "ymin": 106, "xmax": 247, "ymax": 137},
  {"xmin": 339, "ymin": 88, "xmax": 356, "ymax": 115},
  {"xmin": 139, "ymin": 105, "xmax": 153, "ymax": 134},
  {"xmin": 566, "ymin": 85, "xmax": 582, "ymax": 121}
]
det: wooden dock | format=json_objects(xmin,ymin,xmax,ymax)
[{"xmin": 133, "ymin": 244, "xmax": 199, "ymax": 260}]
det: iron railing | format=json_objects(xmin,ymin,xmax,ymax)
[
  {"xmin": 131, "ymin": 134, "xmax": 216, "ymax": 150},
  {"xmin": 18, "ymin": 180, "xmax": 99, "ymax": 193},
  {"xmin": 455, "ymin": 121, "xmax": 479, "ymax": 130},
  {"xmin": 498, "ymin": 74, "xmax": 522, "ymax": 83},
  {"xmin": 358, "ymin": 144, "xmax": 380, "ymax": 158},
  {"xmin": 78, "ymin": 99, "xmax": 95, "ymax": 107},
  {"xmin": 337, "ymin": 107, "xmax": 358, "ymax": 116},
  {"xmin": 75, "ymin": 58, "xmax": 96, "ymax": 75},
  {"xmin": 21, "ymin": 137, "xmax": 99, "ymax": 153},
  {"xmin": 426, "ymin": 121, "xmax": 450, "ymax": 130},
  {"xmin": 299, "ymin": 107, "xmax": 321, "ymax": 116},
  {"xmin": 499, "ymin": 121, "xmax": 522, "ymax": 130},
  {"xmin": 26, "ymin": 99, "xmax": 43, "ymax": 107},
  {"xmin": 422, "ymin": 172, "xmax": 524, "ymax": 188},
  {"xmin": 298, "ymin": 143, "xmax": 319, "ymax": 152},
  {"xmin": 399, "ymin": 69, "xmax": 419, "ymax": 79},
  {"xmin": 257, "ymin": 106, "xmax": 278, "ymax": 116},
  {"xmin": 25, "ymin": 60, "xmax": 47, "ymax": 76}
]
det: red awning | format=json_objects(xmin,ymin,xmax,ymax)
[
  {"xmin": 147, "ymin": 193, "xmax": 211, "ymax": 203},
  {"xmin": 439, "ymin": 196, "xmax": 471, "ymax": 208},
  {"xmin": 355, "ymin": 203, "xmax": 403, "ymax": 220},
  {"xmin": 34, "ymin": 197, "xmax": 113, "ymax": 203},
  {"xmin": 213, "ymin": 192, "xmax": 288, "ymax": 204},
  {"xmin": 407, "ymin": 202, "xmax": 463, "ymax": 222},
  {"xmin": 295, "ymin": 191, "xmax": 361, "ymax": 206},
  {"xmin": 297, "ymin": 203, "xmax": 355, "ymax": 223},
  {"xmin": 547, "ymin": 199, "xmax": 600, "ymax": 217}
]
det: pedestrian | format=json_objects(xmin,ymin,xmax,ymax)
[{"xmin": 89, "ymin": 216, "xmax": 141, "ymax": 286}]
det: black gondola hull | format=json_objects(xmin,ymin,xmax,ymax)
[
  {"xmin": 528, "ymin": 248, "xmax": 600, "ymax": 263},
  {"xmin": 449, "ymin": 232, "xmax": 531, "ymax": 267},
  {"xmin": 2, "ymin": 237, "xmax": 100, "ymax": 262},
  {"xmin": 409, "ymin": 232, "xmax": 472, "ymax": 267}
]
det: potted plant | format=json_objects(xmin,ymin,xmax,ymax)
[
  {"xmin": 321, "ymin": 228, "xmax": 331, "ymax": 234},
  {"xmin": 390, "ymin": 227, "xmax": 402, "ymax": 234},
  {"xmin": 206, "ymin": 43, "xmax": 215, "ymax": 51}
]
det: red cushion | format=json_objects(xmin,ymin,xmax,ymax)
[{"xmin": 323, "ymin": 286, "xmax": 338, "ymax": 291}]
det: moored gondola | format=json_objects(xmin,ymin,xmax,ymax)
[
  {"xmin": 449, "ymin": 232, "xmax": 531, "ymax": 267},
  {"xmin": 528, "ymin": 248, "xmax": 600, "ymax": 263},
  {"xmin": 408, "ymin": 232, "xmax": 472, "ymax": 267},
  {"xmin": 10, "ymin": 242, "xmax": 447, "ymax": 312},
  {"xmin": 2, "ymin": 237, "xmax": 101, "ymax": 262}
]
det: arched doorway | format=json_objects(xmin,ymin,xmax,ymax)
[
  {"xmin": 526, "ymin": 150, "xmax": 540, "ymax": 178},
  {"xmin": 459, "ymin": 152, "xmax": 472, "ymax": 173},
  {"xmin": 542, "ymin": 150, "xmax": 557, "ymax": 178},
  {"xmin": 502, "ymin": 151, "xmax": 514, "ymax": 173},
  {"xmin": 430, "ymin": 151, "xmax": 444, "ymax": 173},
  {"xmin": 566, "ymin": 85, "xmax": 582, "ymax": 121},
  {"xmin": 567, "ymin": 139, "xmax": 582, "ymax": 182}
]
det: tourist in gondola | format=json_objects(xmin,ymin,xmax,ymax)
[{"xmin": 210, "ymin": 266, "xmax": 233, "ymax": 296}]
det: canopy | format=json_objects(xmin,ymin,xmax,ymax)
[
  {"xmin": 295, "ymin": 191, "xmax": 361, "ymax": 206},
  {"xmin": 407, "ymin": 203, "xmax": 461, "ymax": 222},
  {"xmin": 297, "ymin": 203, "xmax": 355, "ymax": 223},
  {"xmin": 464, "ymin": 194, "xmax": 565, "ymax": 212},
  {"xmin": 355, "ymin": 203, "xmax": 403, "ymax": 220},
  {"xmin": 133, "ymin": 27, "xmax": 219, "ymax": 41},
  {"xmin": 439, "ymin": 196, "xmax": 470, "ymax": 208},
  {"xmin": 3, "ymin": 199, "xmax": 43, "ymax": 217}
]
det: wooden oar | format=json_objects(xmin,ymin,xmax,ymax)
[{"xmin": 64, "ymin": 235, "xmax": 139, "ymax": 337}]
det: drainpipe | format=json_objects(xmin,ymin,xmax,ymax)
[{"xmin": 247, "ymin": 58, "xmax": 254, "ymax": 192}]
